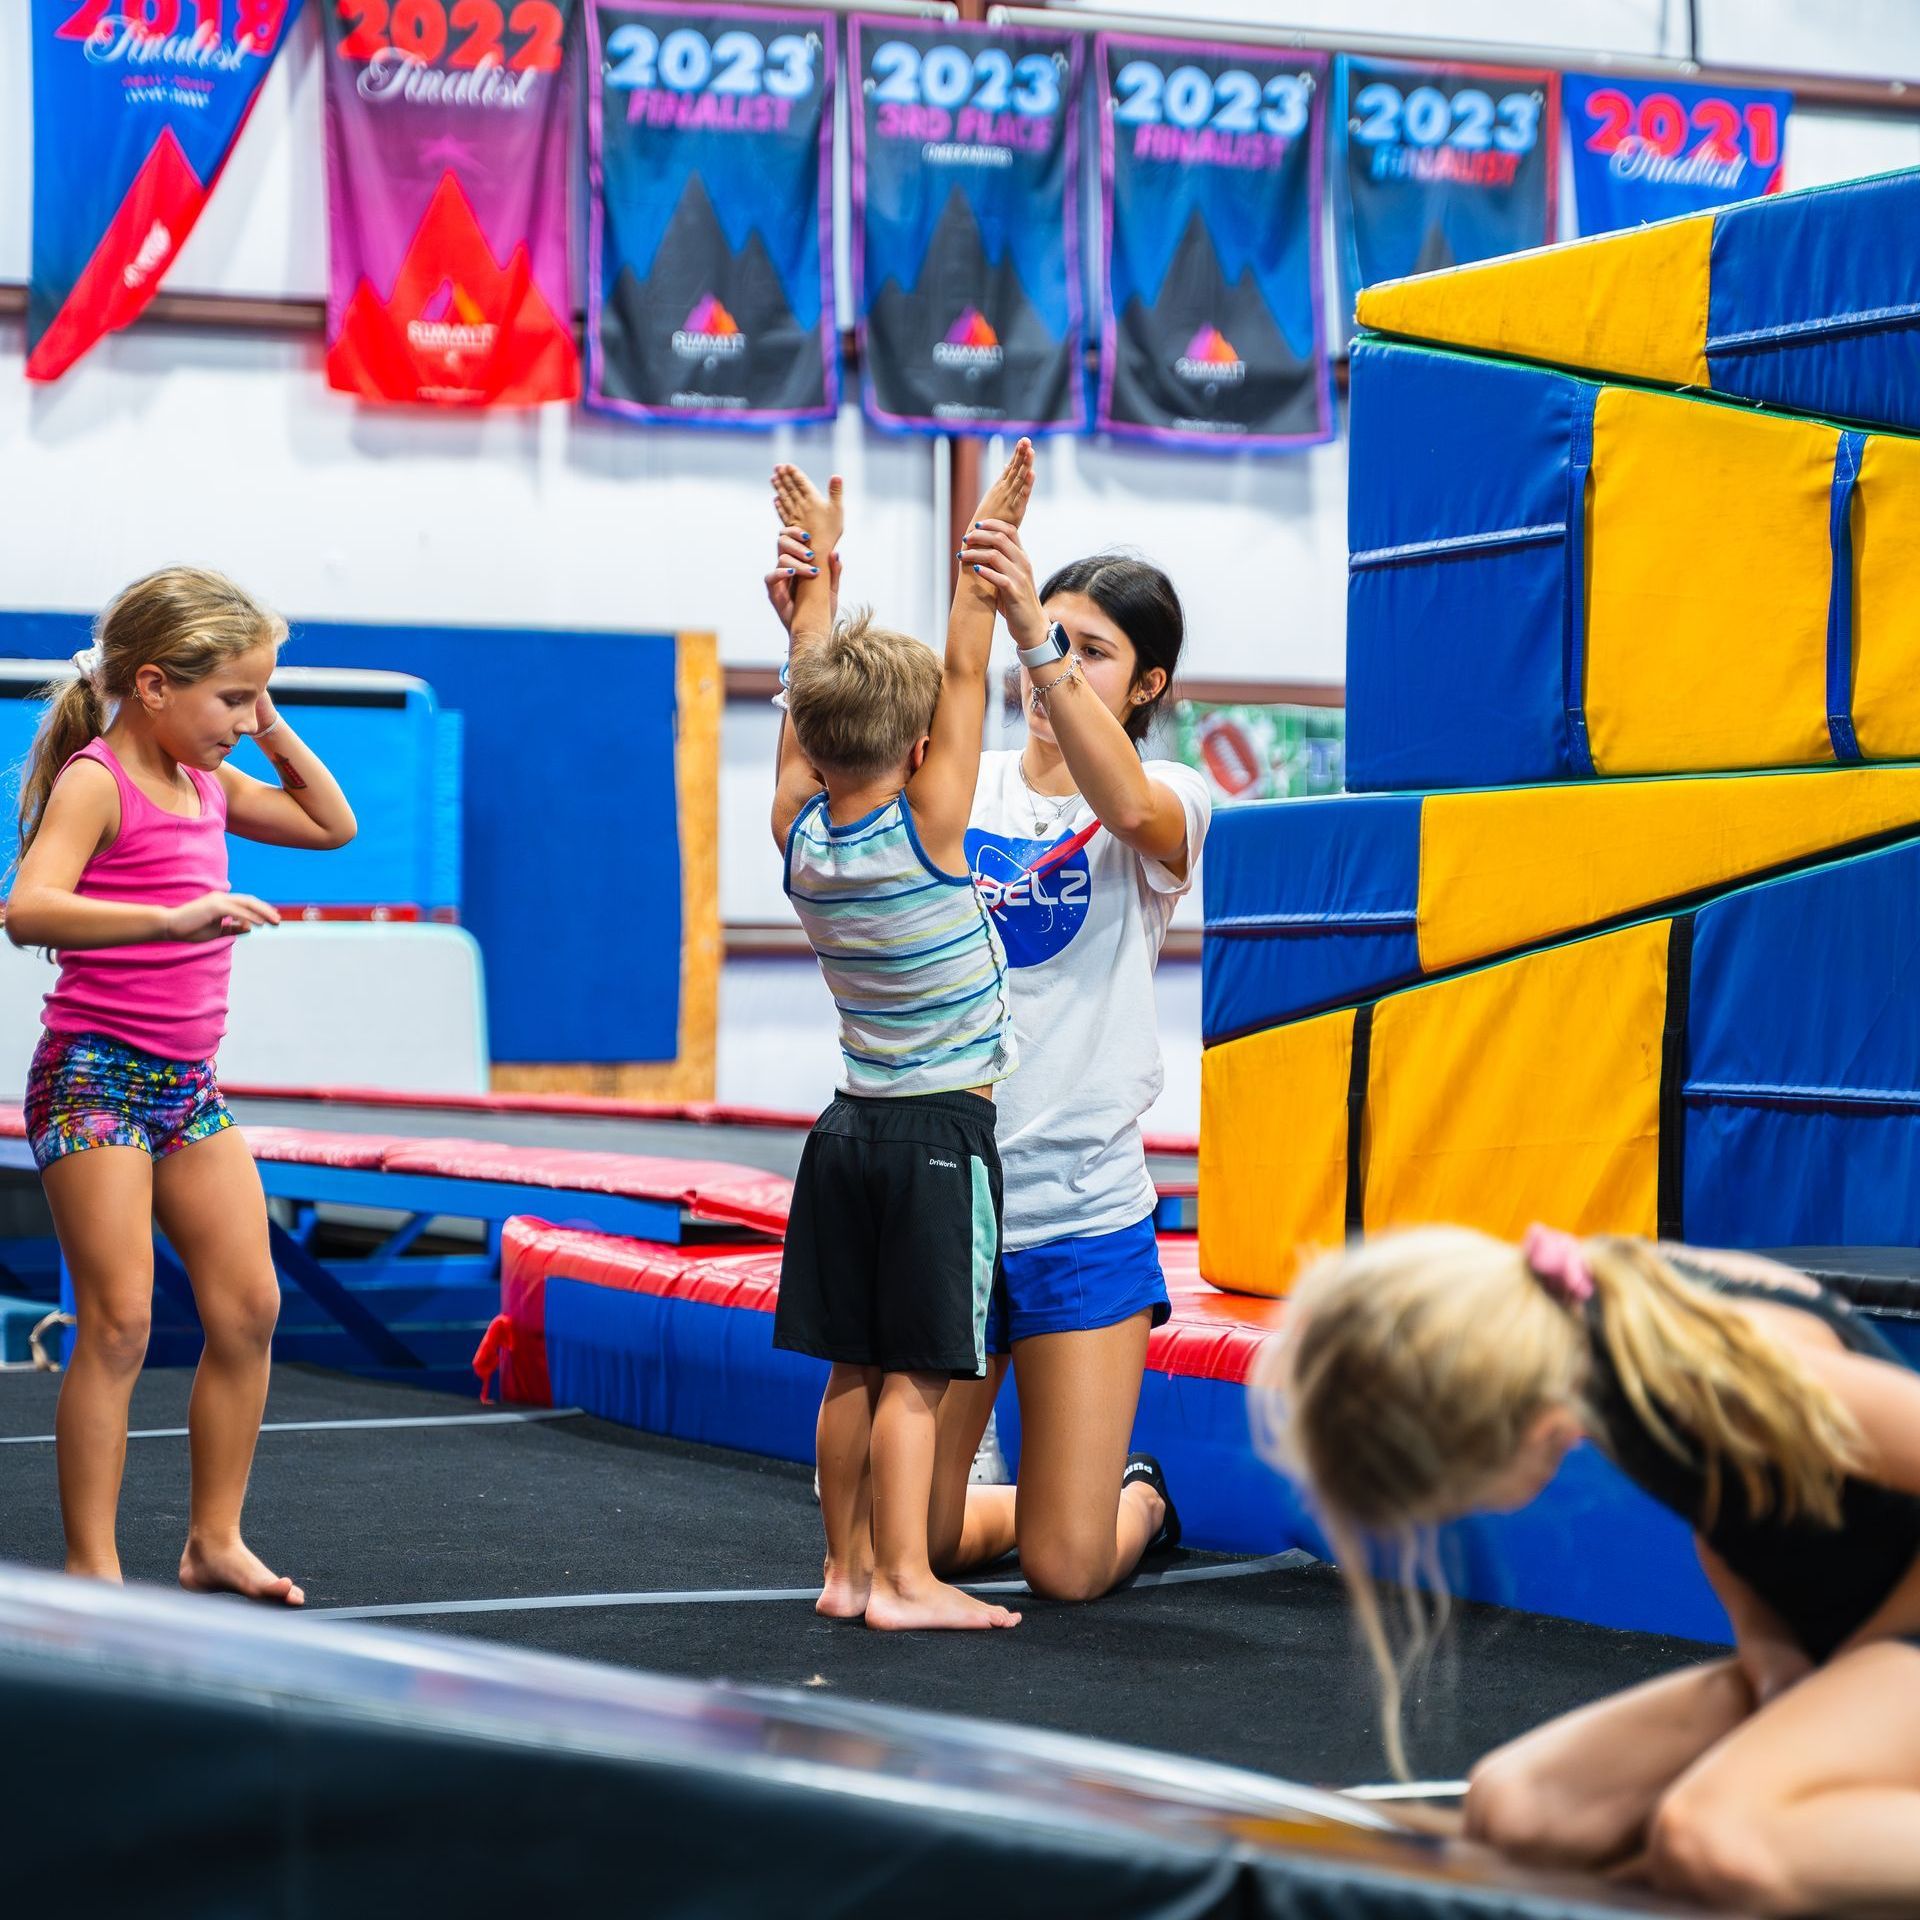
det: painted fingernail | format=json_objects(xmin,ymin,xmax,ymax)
[{"xmin": 810, "ymin": 567, "xmax": 820, "ymax": 576}]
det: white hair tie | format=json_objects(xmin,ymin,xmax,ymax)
[{"xmin": 70, "ymin": 645, "xmax": 103, "ymax": 682}]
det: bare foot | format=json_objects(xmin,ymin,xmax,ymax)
[
  {"xmin": 974, "ymin": 436, "xmax": 1034, "ymax": 529},
  {"xmin": 179, "ymin": 1536, "xmax": 305, "ymax": 1608},
  {"xmin": 771, "ymin": 463, "xmax": 845, "ymax": 551},
  {"xmin": 864, "ymin": 1572, "xmax": 1021, "ymax": 1631},
  {"xmin": 816, "ymin": 1555, "xmax": 873, "ymax": 1620}
]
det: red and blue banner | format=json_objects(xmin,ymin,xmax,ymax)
[
  {"xmin": 1333, "ymin": 55, "xmax": 1558, "ymax": 335},
  {"xmin": 27, "ymin": 0, "xmax": 304, "ymax": 382},
  {"xmin": 850, "ymin": 17, "xmax": 1085, "ymax": 437},
  {"xmin": 1096, "ymin": 36, "xmax": 1331, "ymax": 452},
  {"xmin": 1566, "ymin": 75, "xmax": 1790, "ymax": 236},
  {"xmin": 585, "ymin": 3, "xmax": 836, "ymax": 427},
  {"xmin": 322, "ymin": 0, "xmax": 579, "ymax": 407}
]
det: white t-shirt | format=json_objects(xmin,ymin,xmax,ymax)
[{"xmin": 966, "ymin": 750, "xmax": 1211, "ymax": 1251}]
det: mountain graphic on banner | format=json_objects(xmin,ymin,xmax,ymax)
[
  {"xmin": 1110, "ymin": 207, "xmax": 1318, "ymax": 435},
  {"xmin": 27, "ymin": 127, "xmax": 205, "ymax": 383},
  {"xmin": 327, "ymin": 173, "xmax": 578, "ymax": 407},
  {"xmin": 599, "ymin": 174, "xmax": 825, "ymax": 414},
  {"xmin": 866, "ymin": 187, "xmax": 1067, "ymax": 424}
]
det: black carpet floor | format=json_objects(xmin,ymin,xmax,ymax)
[{"xmin": 0, "ymin": 1365, "xmax": 1718, "ymax": 1789}]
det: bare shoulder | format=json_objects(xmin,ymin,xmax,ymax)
[{"xmin": 46, "ymin": 755, "xmax": 120, "ymax": 829}]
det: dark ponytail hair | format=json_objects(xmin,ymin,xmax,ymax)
[{"xmin": 1039, "ymin": 553, "xmax": 1184, "ymax": 743}]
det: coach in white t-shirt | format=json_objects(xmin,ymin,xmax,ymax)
[{"xmin": 925, "ymin": 519, "xmax": 1210, "ymax": 1603}]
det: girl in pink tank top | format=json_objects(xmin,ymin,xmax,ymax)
[{"xmin": 6, "ymin": 568, "xmax": 358, "ymax": 1609}]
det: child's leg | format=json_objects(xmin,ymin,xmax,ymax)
[
  {"xmin": 927, "ymin": 1359, "xmax": 1011, "ymax": 1576},
  {"xmin": 151, "ymin": 1128, "xmax": 301, "ymax": 1606},
  {"xmin": 815, "ymin": 1362, "xmax": 879, "ymax": 1619},
  {"xmin": 865, "ymin": 1370, "xmax": 1020, "ymax": 1631},
  {"xmin": 43, "ymin": 1148, "xmax": 158, "ymax": 1581}
]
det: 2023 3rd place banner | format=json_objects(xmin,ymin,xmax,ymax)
[
  {"xmin": 28, "ymin": 0, "xmax": 305, "ymax": 382},
  {"xmin": 323, "ymin": 0, "xmax": 580, "ymax": 407},
  {"xmin": 850, "ymin": 17, "xmax": 1085, "ymax": 437},
  {"xmin": 1097, "ymin": 35, "xmax": 1332, "ymax": 451},
  {"xmin": 586, "ymin": 3, "xmax": 837, "ymax": 427}
]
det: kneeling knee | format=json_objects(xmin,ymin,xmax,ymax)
[
  {"xmin": 1648, "ymin": 1790, "xmax": 1793, "ymax": 1912},
  {"xmin": 1464, "ymin": 1753, "xmax": 1558, "ymax": 1858},
  {"xmin": 1020, "ymin": 1546, "xmax": 1109, "ymax": 1605}
]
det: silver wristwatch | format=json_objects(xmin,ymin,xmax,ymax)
[{"xmin": 1017, "ymin": 622, "xmax": 1071, "ymax": 672}]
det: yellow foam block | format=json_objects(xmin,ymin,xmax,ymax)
[
  {"xmin": 1199, "ymin": 1005, "xmax": 1353, "ymax": 1298},
  {"xmin": 1852, "ymin": 432, "xmax": 1920, "ymax": 760},
  {"xmin": 1365, "ymin": 920, "xmax": 1670, "ymax": 1245},
  {"xmin": 1355, "ymin": 216, "xmax": 1712, "ymax": 389},
  {"xmin": 1416, "ymin": 766, "xmax": 1920, "ymax": 977},
  {"xmin": 1583, "ymin": 387, "xmax": 1837, "ymax": 775}
]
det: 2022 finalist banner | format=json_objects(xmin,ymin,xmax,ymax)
[
  {"xmin": 851, "ymin": 18, "xmax": 1085, "ymax": 437},
  {"xmin": 586, "ymin": 3, "xmax": 837, "ymax": 426},
  {"xmin": 1334, "ymin": 55, "xmax": 1558, "ymax": 329},
  {"xmin": 28, "ymin": 0, "xmax": 305, "ymax": 383},
  {"xmin": 323, "ymin": 0, "xmax": 580, "ymax": 407},
  {"xmin": 1097, "ymin": 36, "xmax": 1331, "ymax": 451}
]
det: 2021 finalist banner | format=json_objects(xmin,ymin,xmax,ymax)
[
  {"xmin": 586, "ymin": 3, "xmax": 837, "ymax": 426},
  {"xmin": 1334, "ymin": 55, "xmax": 1558, "ymax": 329},
  {"xmin": 850, "ymin": 17, "xmax": 1085, "ymax": 437},
  {"xmin": 323, "ymin": 0, "xmax": 579, "ymax": 407},
  {"xmin": 28, "ymin": 0, "xmax": 305, "ymax": 383},
  {"xmin": 1097, "ymin": 36, "xmax": 1331, "ymax": 451},
  {"xmin": 1565, "ymin": 75, "xmax": 1790, "ymax": 235}
]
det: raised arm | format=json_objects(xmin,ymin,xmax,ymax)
[
  {"xmin": 769, "ymin": 466, "xmax": 845, "ymax": 850},
  {"xmin": 905, "ymin": 437, "xmax": 1034, "ymax": 858},
  {"xmin": 218, "ymin": 688, "xmax": 356, "ymax": 850}
]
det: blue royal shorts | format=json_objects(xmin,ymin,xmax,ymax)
[{"xmin": 985, "ymin": 1213, "xmax": 1172, "ymax": 1354}]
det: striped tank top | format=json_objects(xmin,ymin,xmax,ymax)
[{"xmin": 785, "ymin": 791, "xmax": 1016, "ymax": 1098}]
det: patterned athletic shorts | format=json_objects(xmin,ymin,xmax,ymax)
[{"xmin": 25, "ymin": 1030, "xmax": 233, "ymax": 1172}]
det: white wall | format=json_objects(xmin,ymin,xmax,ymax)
[{"xmin": 4, "ymin": 3, "xmax": 1918, "ymax": 1122}]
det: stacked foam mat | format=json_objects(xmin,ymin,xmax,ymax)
[{"xmin": 1202, "ymin": 167, "xmax": 1920, "ymax": 1297}]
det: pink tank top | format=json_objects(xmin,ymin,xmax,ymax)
[{"xmin": 42, "ymin": 738, "xmax": 234, "ymax": 1063}]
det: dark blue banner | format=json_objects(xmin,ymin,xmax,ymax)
[
  {"xmin": 586, "ymin": 2, "xmax": 837, "ymax": 426},
  {"xmin": 1334, "ymin": 55, "xmax": 1558, "ymax": 336},
  {"xmin": 850, "ymin": 17, "xmax": 1084, "ymax": 437},
  {"xmin": 29, "ymin": 0, "xmax": 304, "ymax": 382},
  {"xmin": 1096, "ymin": 35, "xmax": 1330, "ymax": 452},
  {"xmin": 1566, "ymin": 75, "xmax": 1790, "ymax": 236}
]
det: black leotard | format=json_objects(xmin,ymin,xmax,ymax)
[{"xmin": 1583, "ymin": 1260, "xmax": 1920, "ymax": 1662}]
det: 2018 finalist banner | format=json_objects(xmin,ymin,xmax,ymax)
[
  {"xmin": 1334, "ymin": 55, "xmax": 1558, "ymax": 334},
  {"xmin": 1565, "ymin": 75, "xmax": 1790, "ymax": 236},
  {"xmin": 28, "ymin": 0, "xmax": 305, "ymax": 383},
  {"xmin": 323, "ymin": 0, "xmax": 579, "ymax": 407},
  {"xmin": 1097, "ymin": 36, "xmax": 1331, "ymax": 451},
  {"xmin": 586, "ymin": 3, "xmax": 836, "ymax": 426},
  {"xmin": 851, "ymin": 17, "xmax": 1085, "ymax": 437}
]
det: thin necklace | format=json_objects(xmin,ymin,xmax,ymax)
[{"xmin": 1018, "ymin": 752, "xmax": 1079, "ymax": 838}]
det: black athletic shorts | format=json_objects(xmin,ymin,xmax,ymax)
[{"xmin": 773, "ymin": 1089, "xmax": 1004, "ymax": 1379}]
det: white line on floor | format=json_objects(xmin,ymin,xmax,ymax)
[
  {"xmin": 308, "ymin": 1551, "xmax": 1315, "ymax": 1621},
  {"xmin": 0, "ymin": 1408, "xmax": 585, "ymax": 1447}
]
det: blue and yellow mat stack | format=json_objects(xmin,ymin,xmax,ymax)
[{"xmin": 1202, "ymin": 167, "xmax": 1920, "ymax": 1296}]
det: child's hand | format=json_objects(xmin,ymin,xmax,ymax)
[
  {"xmin": 771, "ymin": 464, "xmax": 845, "ymax": 551},
  {"xmin": 764, "ymin": 526, "xmax": 840, "ymax": 632},
  {"xmin": 165, "ymin": 891, "xmax": 281, "ymax": 942},
  {"xmin": 252, "ymin": 689, "xmax": 279, "ymax": 737},
  {"xmin": 974, "ymin": 436, "xmax": 1034, "ymax": 529},
  {"xmin": 959, "ymin": 520, "xmax": 1048, "ymax": 650}
]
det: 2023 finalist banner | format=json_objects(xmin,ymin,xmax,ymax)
[
  {"xmin": 851, "ymin": 18, "xmax": 1085, "ymax": 437},
  {"xmin": 586, "ymin": 3, "xmax": 836, "ymax": 426},
  {"xmin": 28, "ymin": 0, "xmax": 305, "ymax": 383},
  {"xmin": 1335, "ymin": 55, "xmax": 1558, "ymax": 327},
  {"xmin": 1097, "ymin": 36, "xmax": 1331, "ymax": 451},
  {"xmin": 1565, "ymin": 75, "xmax": 1790, "ymax": 235},
  {"xmin": 323, "ymin": 0, "xmax": 579, "ymax": 406}
]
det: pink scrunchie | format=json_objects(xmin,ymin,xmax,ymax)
[{"xmin": 1522, "ymin": 1223, "xmax": 1594, "ymax": 1306}]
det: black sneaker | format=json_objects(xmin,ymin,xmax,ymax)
[{"xmin": 1122, "ymin": 1452, "xmax": 1181, "ymax": 1555}]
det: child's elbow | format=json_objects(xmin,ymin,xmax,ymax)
[
  {"xmin": 4, "ymin": 900, "xmax": 40, "ymax": 948},
  {"xmin": 323, "ymin": 809, "xmax": 358, "ymax": 851}
]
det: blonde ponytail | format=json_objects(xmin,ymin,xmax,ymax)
[
  {"xmin": 1583, "ymin": 1238, "xmax": 1864, "ymax": 1528},
  {"xmin": 17, "ymin": 674, "xmax": 108, "ymax": 855}
]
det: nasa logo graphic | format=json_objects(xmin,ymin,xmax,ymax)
[{"xmin": 967, "ymin": 828, "xmax": 1092, "ymax": 966}]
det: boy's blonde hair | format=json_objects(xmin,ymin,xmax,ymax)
[
  {"xmin": 787, "ymin": 607, "xmax": 940, "ymax": 779},
  {"xmin": 19, "ymin": 567, "xmax": 287, "ymax": 854},
  {"xmin": 1251, "ymin": 1226, "xmax": 1866, "ymax": 1777}
]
